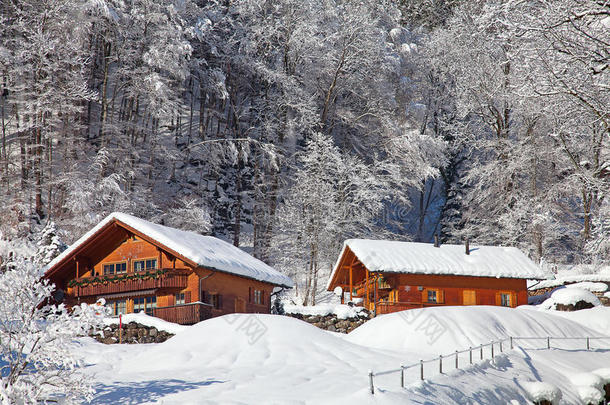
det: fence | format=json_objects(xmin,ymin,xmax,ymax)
[{"xmin": 368, "ymin": 336, "xmax": 610, "ymax": 394}]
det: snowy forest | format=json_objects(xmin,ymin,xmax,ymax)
[{"xmin": 0, "ymin": 0, "xmax": 608, "ymax": 304}]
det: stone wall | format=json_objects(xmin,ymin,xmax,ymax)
[
  {"xmin": 92, "ymin": 322, "xmax": 174, "ymax": 344},
  {"xmin": 284, "ymin": 311, "xmax": 371, "ymax": 333}
]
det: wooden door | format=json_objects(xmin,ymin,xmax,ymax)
[
  {"xmin": 235, "ymin": 297, "xmax": 246, "ymax": 313},
  {"xmin": 463, "ymin": 290, "xmax": 476, "ymax": 305}
]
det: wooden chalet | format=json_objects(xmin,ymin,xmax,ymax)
[
  {"xmin": 44, "ymin": 213, "xmax": 293, "ymax": 325},
  {"xmin": 327, "ymin": 239, "xmax": 547, "ymax": 316}
]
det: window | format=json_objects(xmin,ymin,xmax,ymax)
[
  {"xmin": 496, "ymin": 291, "xmax": 515, "ymax": 307},
  {"xmin": 133, "ymin": 296, "xmax": 157, "ymax": 315},
  {"xmin": 103, "ymin": 262, "xmax": 126, "ymax": 275},
  {"xmin": 250, "ymin": 288, "xmax": 264, "ymax": 305},
  {"xmin": 423, "ymin": 288, "xmax": 444, "ymax": 304},
  {"xmin": 133, "ymin": 259, "xmax": 157, "ymax": 272},
  {"xmin": 211, "ymin": 294, "xmax": 222, "ymax": 310},
  {"xmin": 107, "ymin": 300, "xmax": 127, "ymax": 316},
  {"xmin": 175, "ymin": 293, "xmax": 185, "ymax": 305},
  {"xmin": 145, "ymin": 296, "xmax": 157, "ymax": 316},
  {"xmin": 134, "ymin": 297, "xmax": 145, "ymax": 313}
]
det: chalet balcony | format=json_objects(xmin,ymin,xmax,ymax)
[
  {"xmin": 374, "ymin": 300, "xmax": 445, "ymax": 315},
  {"xmin": 153, "ymin": 302, "xmax": 213, "ymax": 325},
  {"xmin": 71, "ymin": 269, "xmax": 189, "ymax": 297}
]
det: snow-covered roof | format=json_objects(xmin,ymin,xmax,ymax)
[
  {"xmin": 530, "ymin": 275, "xmax": 610, "ymax": 290},
  {"xmin": 45, "ymin": 212, "xmax": 293, "ymax": 287},
  {"xmin": 328, "ymin": 239, "xmax": 548, "ymax": 288}
]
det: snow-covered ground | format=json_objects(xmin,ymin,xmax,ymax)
[
  {"xmin": 282, "ymin": 302, "xmax": 368, "ymax": 319},
  {"xmin": 103, "ymin": 312, "xmax": 188, "ymax": 334},
  {"xmin": 78, "ymin": 306, "xmax": 610, "ymax": 404}
]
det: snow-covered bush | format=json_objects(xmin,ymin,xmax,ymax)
[
  {"xmin": 0, "ymin": 260, "xmax": 107, "ymax": 404},
  {"xmin": 521, "ymin": 381, "xmax": 562, "ymax": 405},
  {"xmin": 539, "ymin": 288, "xmax": 601, "ymax": 311},
  {"xmin": 568, "ymin": 372, "xmax": 606, "ymax": 405}
]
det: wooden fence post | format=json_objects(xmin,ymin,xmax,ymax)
[
  {"xmin": 455, "ymin": 350, "xmax": 458, "ymax": 369},
  {"xmin": 510, "ymin": 336, "xmax": 513, "ymax": 350},
  {"xmin": 400, "ymin": 366, "xmax": 404, "ymax": 388},
  {"xmin": 469, "ymin": 347, "xmax": 472, "ymax": 364},
  {"xmin": 480, "ymin": 344, "xmax": 483, "ymax": 360},
  {"xmin": 500, "ymin": 340, "xmax": 503, "ymax": 353},
  {"xmin": 369, "ymin": 371, "xmax": 374, "ymax": 394},
  {"xmin": 491, "ymin": 341, "xmax": 494, "ymax": 358},
  {"xmin": 439, "ymin": 354, "xmax": 443, "ymax": 374},
  {"xmin": 547, "ymin": 337, "xmax": 550, "ymax": 349},
  {"xmin": 587, "ymin": 337, "xmax": 590, "ymax": 350},
  {"xmin": 420, "ymin": 360, "xmax": 424, "ymax": 381}
]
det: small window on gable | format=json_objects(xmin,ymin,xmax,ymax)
[
  {"xmin": 103, "ymin": 264, "xmax": 114, "ymax": 275},
  {"xmin": 103, "ymin": 262, "xmax": 126, "ymax": 275},
  {"xmin": 133, "ymin": 259, "xmax": 157, "ymax": 272}
]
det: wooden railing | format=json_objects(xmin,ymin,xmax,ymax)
[
  {"xmin": 73, "ymin": 269, "xmax": 189, "ymax": 297},
  {"xmin": 153, "ymin": 302, "xmax": 213, "ymax": 325},
  {"xmin": 375, "ymin": 301, "xmax": 445, "ymax": 314}
]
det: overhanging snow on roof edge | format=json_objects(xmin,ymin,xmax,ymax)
[
  {"xmin": 327, "ymin": 239, "xmax": 549, "ymax": 289},
  {"xmin": 45, "ymin": 212, "xmax": 293, "ymax": 288}
]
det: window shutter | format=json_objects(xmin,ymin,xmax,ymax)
[
  {"xmin": 437, "ymin": 290, "xmax": 444, "ymax": 304},
  {"xmin": 185, "ymin": 291, "xmax": 191, "ymax": 303},
  {"xmin": 201, "ymin": 290, "xmax": 206, "ymax": 304},
  {"xmin": 248, "ymin": 287, "xmax": 252, "ymax": 303},
  {"xmin": 511, "ymin": 292, "xmax": 517, "ymax": 308},
  {"xmin": 218, "ymin": 295, "xmax": 223, "ymax": 309},
  {"xmin": 495, "ymin": 292, "xmax": 501, "ymax": 306},
  {"xmin": 169, "ymin": 295, "xmax": 175, "ymax": 306},
  {"xmin": 421, "ymin": 289, "xmax": 427, "ymax": 302}
]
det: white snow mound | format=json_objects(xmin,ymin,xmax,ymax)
[
  {"xmin": 283, "ymin": 303, "xmax": 367, "ymax": 319},
  {"xmin": 569, "ymin": 372, "xmax": 604, "ymax": 390},
  {"xmin": 103, "ymin": 312, "xmax": 188, "ymax": 335},
  {"xmin": 566, "ymin": 282, "xmax": 608, "ymax": 293},
  {"xmin": 345, "ymin": 306, "xmax": 599, "ymax": 357},
  {"xmin": 576, "ymin": 385, "xmax": 604, "ymax": 404},
  {"xmin": 522, "ymin": 381, "xmax": 562, "ymax": 404},
  {"xmin": 539, "ymin": 288, "xmax": 601, "ymax": 310}
]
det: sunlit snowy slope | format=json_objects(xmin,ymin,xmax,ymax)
[{"xmin": 79, "ymin": 306, "xmax": 610, "ymax": 404}]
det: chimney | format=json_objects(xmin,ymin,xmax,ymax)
[
  {"xmin": 465, "ymin": 239, "xmax": 470, "ymax": 255},
  {"xmin": 434, "ymin": 234, "xmax": 440, "ymax": 248}
]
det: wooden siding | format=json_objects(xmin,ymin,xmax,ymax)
[
  {"xmin": 51, "ymin": 223, "xmax": 279, "ymax": 324},
  {"xmin": 329, "ymin": 246, "xmax": 531, "ymax": 315}
]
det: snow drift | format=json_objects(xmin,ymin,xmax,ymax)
[{"xmin": 345, "ymin": 305, "xmax": 600, "ymax": 357}]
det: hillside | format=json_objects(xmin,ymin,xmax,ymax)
[{"xmin": 78, "ymin": 306, "xmax": 610, "ymax": 404}]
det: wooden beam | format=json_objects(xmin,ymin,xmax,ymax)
[
  {"xmin": 349, "ymin": 265, "xmax": 353, "ymax": 301},
  {"xmin": 365, "ymin": 269, "xmax": 369, "ymax": 310},
  {"xmin": 374, "ymin": 273, "xmax": 378, "ymax": 317}
]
